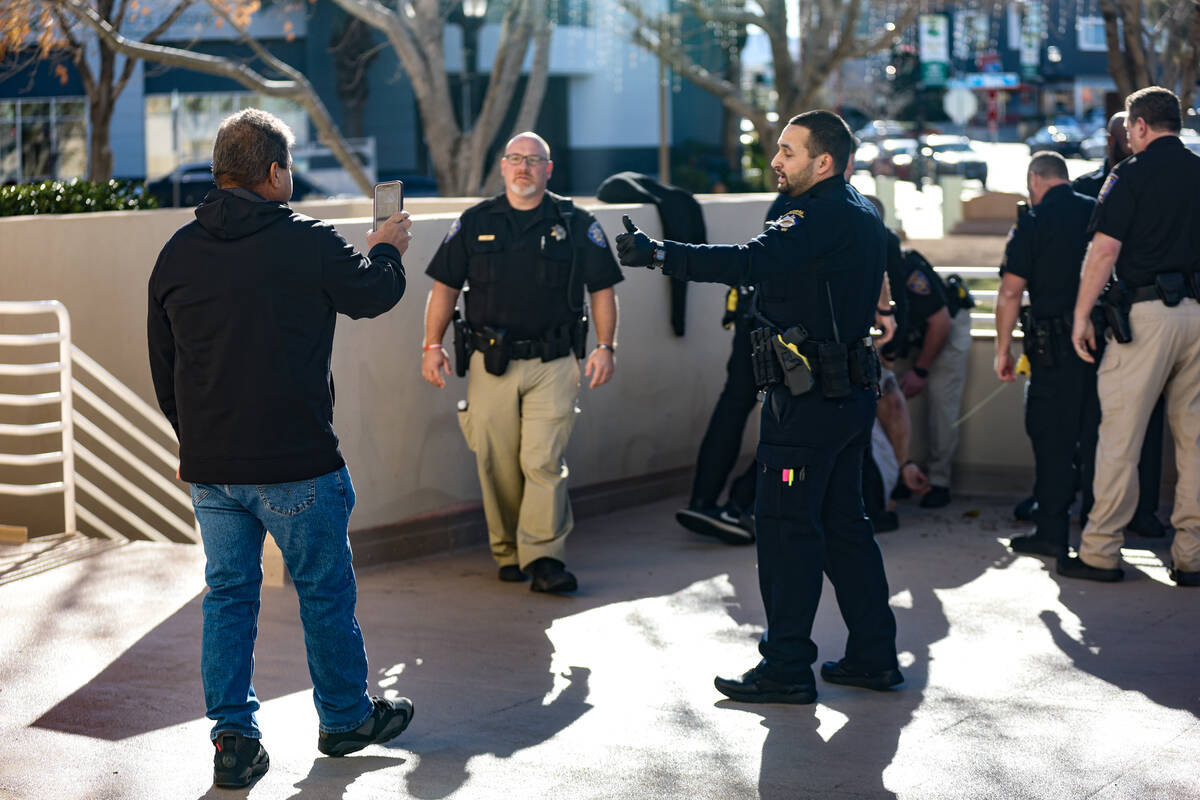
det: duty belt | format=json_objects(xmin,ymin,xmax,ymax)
[{"xmin": 472, "ymin": 327, "xmax": 573, "ymax": 361}]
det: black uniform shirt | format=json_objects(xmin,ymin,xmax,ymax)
[
  {"xmin": 427, "ymin": 191, "xmax": 623, "ymax": 339},
  {"xmin": 660, "ymin": 175, "xmax": 885, "ymax": 343},
  {"xmin": 1088, "ymin": 135, "xmax": 1200, "ymax": 287},
  {"xmin": 1000, "ymin": 184, "xmax": 1096, "ymax": 318},
  {"xmin": 1071, "ymin": 160, "xmax": 1111, "ymax": 199},
  {"xmin": 901, "ymin": 249, "xmax": 947, "ymax": 334}
]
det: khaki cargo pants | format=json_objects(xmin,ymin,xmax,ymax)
[
  {"xmin": 457, "ymin": 351, "xmax": 579, "ymax": 570},
  {"xmin": 1081, "ymin": 298, "xmax": 1200, "ymax": 571}
]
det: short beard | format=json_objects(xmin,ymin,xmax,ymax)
[
  {"xmin": 508, "ymin": 179, "xmax": 539, "ymax": 197},
  {"xmin": 783, "ymin": 162, "xmax": 819, "ymax": 197}
]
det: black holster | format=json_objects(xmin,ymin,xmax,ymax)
[
  {"xmin": 1155, "ymin": 272, "xmax": 1187, "ymax": 307},
  {"xmin": 572, "ymin": 314, "xmax": 589, "ymax": 359},
  {"xmin": 1100, "ymin": 283, "xmax": 1132, "ymax": 344},
  {"xmin": 452, "ymin": 310, "xmax": 473, "ymax": 377},
  {"xmin": 769, "ymin": 325, "xmax": 815, "ymax": 396},
  {"xmin": 849, "ymin": 338, "xmax": 882, "ymax": 394},
  {"xmin": 477, "ymin": 326, "xmax": 511, "ymax": 376}
]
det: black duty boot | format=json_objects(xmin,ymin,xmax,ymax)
[
  {"xmin": 1056, "ymin": 553, "xmax": 1123, "ymax": 582},
  {"xmin": 528, "ymin": 558, "xmax": 578, "ymax": 594},
  {"xmin": 1008, "ymin": 533, "xmax": 1066, "ymax": 557},
  {"xmin": 212, "ymin": 732, "xmax": 269, "ymax": 789},
  {"xmin": 714, "ymin": 664, "xmax": 817, "ymax": 704},
  {"xmin": 498, "ymin": 565, "xmax": 527, "ymax": 582},
  {"xmin": 920, "ymin": 485, "xmax": 951, "ymax": 508},
  {"xmin": 820, "ymin": 659, "xmax": 904, "ymax": 691}
]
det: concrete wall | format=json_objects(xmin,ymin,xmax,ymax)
[{"xmin": 0, "ymin": 193, "xmax": 1037, "ymax": 540}]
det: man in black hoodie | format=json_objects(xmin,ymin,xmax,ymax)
[{"xmin": 147, "ymin": 109, "xmax": 413, "ymax": 788}]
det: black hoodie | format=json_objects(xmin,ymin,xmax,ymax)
[{"xmin": 148, "ymin": 188, "xmax": 405, "ymax": 484}]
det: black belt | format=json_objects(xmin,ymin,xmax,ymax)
[
  {"xmin": 472, "ymin": 331, "xmax": 573, "ymax": 361},
  {"xmin": 1128, "ymin": 284, "xmax": 1194, "ymax": 304}
]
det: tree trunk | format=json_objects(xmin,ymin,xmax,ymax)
[{"xmin": 86, "ymin": 92, "xmax": 113, "ymax": 182}]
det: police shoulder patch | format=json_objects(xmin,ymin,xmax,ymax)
[
  {"xmin": 1098, "ymin": 173, "xmax": 1118, "ymax": 203},
  {"xmin": 906, "ymin": 270, "xmax": 932, "ymax": 296},
  {"xmin": 587, "ymin": 220, "xmax": 607, "ymax": 247},
  {"xmin": 774, "ymin": 209, "xmax": 805, "ymax": 230},
  {"xmin": 444, "ymin": 217, "xmax": 461, "ymax": 243}
]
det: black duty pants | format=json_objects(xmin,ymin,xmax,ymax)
[
  {"xmin": 690, "ymin": 317, "xmax": 758, "ymax": 511},
  {"xmin": 753, "ymin": 384, "xmax": 897, "ymax": 684},
  {"xmin": 1025, "ymin": 351, "xmax": 1100, "ymax": 546}
]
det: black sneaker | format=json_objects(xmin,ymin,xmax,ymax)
[
  {"xmin": 1056, "ymin": 553, "xmax": 1123, "ymax": 583},
  {"xmin": 317, "ymin": 696, "xmax": 414, "ymax": 757},
  {"xmin": 1169, "ymin": 566, "xmax": 1200, "ymax": 587},
  {"xmin": 1008, "ymin": 533, "xmax": 1066, "ymax": 557},
  {"xmin": 675, "ymin": 506, "xmax": 755, "ymax": 545},
  {"xmin": 528, "ymin": 557, "xmax": 578, "ymax": 594},
  {"xmin": 920, "ymin": 485, "xmax": 951, "ymax": 508},
  {"xmin": 1013, "ymin": 495, "xmax": 1037, "ymax": 521},
  {"xmin": 212, "ymin": 732, "xmax": 269, "ymax": 788}
]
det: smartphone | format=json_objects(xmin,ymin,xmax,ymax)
[{"xmin": 373, "ymin": 180, "xmax": 404, "ymax": 229}]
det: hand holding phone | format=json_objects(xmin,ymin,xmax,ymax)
[
  {"xmin": 368, "ymin": 180, "xmax": 411, "ymax": 255},
  {"xmin": 373, "ymin": 180, "xmax": 404, "ymax": 229}
]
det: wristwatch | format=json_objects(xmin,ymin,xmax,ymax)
[{"xmin": 652, "ymin": 244, "xmax": 666, "ymax": 266}]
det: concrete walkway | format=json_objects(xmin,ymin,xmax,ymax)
[{"xmin": 2, "ymin": 494, "xmax": 1198, "ymax": 799}]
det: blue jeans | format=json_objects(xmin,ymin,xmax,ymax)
[{"xmin": 190, "ymin": 465, "xmax": 374, "ymax": 739}]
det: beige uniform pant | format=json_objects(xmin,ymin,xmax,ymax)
[
  {"xmin": 921, "ymin": 309, "xmax": 973, "ymax": 487},
  {"xmin": 457, "ymin": 351, "xmax": 580, "ymax": 570},
  {"xmin": 1081, "ymin": 298, "xmax": 1200, "ymax": 571}
]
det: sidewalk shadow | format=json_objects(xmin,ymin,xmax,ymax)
[
  {"xmin": 1040, "ymin": 538, "xmax": 1200, "ymax": 715},
  {"xmin": 717, "ymin": 506, "xmax": 1014, "ymax": 799}
]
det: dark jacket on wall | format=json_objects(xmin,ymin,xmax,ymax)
[
  {"xmin": 596, "ymin": 172, "xmax": 707, "ymax": 335},
  {"xmin": 148, "ymin": 188, "xmax": 405, "ymax": 485}
]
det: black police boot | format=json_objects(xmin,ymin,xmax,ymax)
[
  {"xmin": 1013, "ymin": 495, "xmax": 1037, "ymax": 521},
  {"xmin": 1126, "ymin": 513, "xmax": 1168, "ymax": 538},
  {"xmin": 528, "ymin": 558, "xmax": 578, "ymax": 594},
  {"xmin": 1008, "ymin": 533, "xmax": 1066, "ymax": 557},
  {"xmin": 212, "ymin": 732, "xmax": 269, "ymax": 789},
  {"xmin": 714, "ymin": 664, "xmax": 817, "ymax": 704},
  {"xmin": 1056, "ymin": 553, "xmax": 1123, "ymax": 582},
  {"xmin": 920, "ymin": 485, "xmax": 951, "ymax": 508},
  {"xmin": 820, "ymin": 659, "xmax": 904, "ymax": 691},
  {"xmin": 498, "ymin": 564, "xmax": 528, "ymax": 582}
]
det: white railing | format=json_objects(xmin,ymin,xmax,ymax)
[
  {"xmin": 0, "ymin": 301, "xmax": 74, "ymax": 533},
  {"xmin": 0, "ymin": 301, "xmax": 197, "ymax": 543}
]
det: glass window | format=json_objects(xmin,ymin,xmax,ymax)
[
  {"xmin": 1077, "ymin": 17, "xmax": 1107, "ymax": 52},
  {"xmin": 55, "ymin": 120, "xmax": 88, "ymax": 179},
  {"xmin": 57, "ymin": 101, "xmax": 86, "ymax": 119},
  {"xmin": 21, "ymin": 120, "xmax": 54, "ymax": 180},
  {"xmin": 0, "ymin": 121, "xmax": 18, "ymax": 184},
  {"xmin": 22, "ymin": 102, "xmax": 51, "ymax": 120},
  {"xmin": 0, "ymin": 102, "xmax": 14, "ymax": 122}
]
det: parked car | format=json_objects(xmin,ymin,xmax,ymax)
[
  {"xmin": 1025, "ymin": 124, "xmax": 1087, "ymax": 157},
  {"xmin": 145, "ymin": 161, "xmax": 332, "ymax": 208},
  {"xmin": 921, "ymin": 135, "xmax": 988, "ymax": 187},
  {"xmin": 853, "ymin": 141, "xmax": 880, "ymax": 172},
  {"xmin": 870, "ymin": 138, "xmax": 920, "ymax": 181},
  {"xmin": 1080, "ymin": 127, "xmax": 1108, "ymax": 160},
  {"xmin": 855, "ymin": 119, "xmax": 911, "ymax": 143}
]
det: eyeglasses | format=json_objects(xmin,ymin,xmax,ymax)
[{"xmin": 501, "ymin": 153, "xmax": 548, "ymax": 167}]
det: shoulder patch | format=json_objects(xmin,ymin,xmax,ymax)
[
  {"xmin": 587, "ymin": 220, "xmax": 607, "ymax": 247},
  {"xmin": 906, "ymin": 270, "xmax": 932, "ymax": 296},
  {"xmin": 1098, "ymin": 173, "xmax": 1118, "ymax": 203},
  {"xmin": 444, "ymin": 217, "xmax": 461, "ymax": 243}
]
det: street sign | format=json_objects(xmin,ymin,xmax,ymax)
[
  {"xmin": 944, "ymin": 87, "xmax": 979, "ymax": 125},
  {"xmin": 918, "ymin": 14, "xmax": 950, "ymax": 88}
]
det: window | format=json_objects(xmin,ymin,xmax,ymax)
[
  {"xmin": 1077, "ymin": 16, "xmax": 1107, "ymax": 52},
  {"xmin": 0, "ymin": 97, "xmax": 88, "ymax": 184},
  {"xmin": 143, "ymin": 92, "xmax": 309, "ymax": 179}
]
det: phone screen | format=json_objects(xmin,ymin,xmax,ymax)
[{"xmin": 373, "ymin": 180, "xmax": 404, "ymax": 229}]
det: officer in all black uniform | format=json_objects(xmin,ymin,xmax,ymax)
[
  {"xmin": 618, "ymin": 110, "xmax": 902, "ymax": 703},
  {"xmin": 421, "ymin": 132, "xmax": 623, "ymax": 594},
  {"xmin": 1062, "ymin": 87, "xmax": 1200, "ymax": 586},
  {"xmin": 994, "ymin": 152, "xmax": 1098, "ymax": 557},
  {"xmin": 1068, "ymin": 112, "xmax": 1168, "ymax": 540}
]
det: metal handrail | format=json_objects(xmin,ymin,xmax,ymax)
[
  {"xmin": 1, "ymin": 300, "xmax": 195, "ymax": 544},
  {"xmin": 0, "ymin": 300, "xmax": 74, "ymax": 534}
]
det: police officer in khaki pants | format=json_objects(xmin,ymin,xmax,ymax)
[
  {"xmin": 421, "ymin": 132, "xmax": 622, "ymax": 594},
  {"xmin": 1063, "ymin": 87, "xmax": 1200, "ymax": 586}
]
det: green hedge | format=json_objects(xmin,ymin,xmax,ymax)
[{"xmin": 0, "ymin": 179, "xmax": 158, "ymax": 217}]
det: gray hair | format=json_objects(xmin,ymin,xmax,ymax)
[
  {"xmin": 212, "ymin": 108, "xmax": 295, "ymax": 187},
  {"xmin": 1028, "ymin": 151, "xmax": 1069, "ymax": 181}
]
